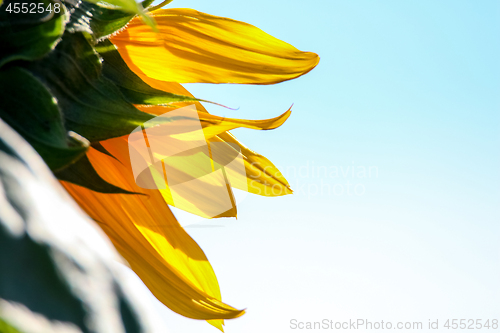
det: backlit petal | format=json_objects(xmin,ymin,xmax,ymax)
[{"xmin": 110, "ymin": 8, "xmax": 319, "ymax": 84}]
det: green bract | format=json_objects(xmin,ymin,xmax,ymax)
[
  {"xmin": 82, "ymin": 0, "xmax": 157, "ymax": 34},
  {"xmin": 26, "ymin": 32, "xmax": 155, "ymax": 142},
  {"xmin": 0, "ymin": 67, "xmax": 89, "ymax": 171}
]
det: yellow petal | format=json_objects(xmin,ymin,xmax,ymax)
[
  {"xmin": 212, "ymin": 132, "xmax": 292, "ymax": 196},
  {"xmin": 135, "ymin": 82, "xmax": 292, "ymax": 197},
  {"xmin": 110, "ymin": 8, "xmax": 319, "ymax": 84},
  {"xmin": 127, "ymin": 126, "xmax": 239, "ymax": 218},
  {"xmin": 61, "ymin": 144, "xmax": 244, "ymax": 324}
]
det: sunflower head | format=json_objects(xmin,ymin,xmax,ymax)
[{"xmin": 0, "ymin": 0, "xmax": 318, "ymax": 331}]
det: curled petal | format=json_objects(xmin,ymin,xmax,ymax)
[
  {"xmin": 110, "ymin": 8, "xmax": 319, "ymax": 84},
  {"xmin": 136, "ymin": 104, "xmax": 291, "ymax": 139}
]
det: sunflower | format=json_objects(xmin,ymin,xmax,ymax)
[{"xmin": 0, "ymin": 0, "xmax": 318, "ymax": 331}]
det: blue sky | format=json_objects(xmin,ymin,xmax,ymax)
[{"xmin": 132, "ymin": 0, "xmax": 500, "ymax": 331}]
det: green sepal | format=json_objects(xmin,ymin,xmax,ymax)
[
  {"xmin": 0, "ymin": 67, "xmax": 88, "ymax": 171},
  {"xmin": 83, "ymin": 0, "xmax": 157, "ymax": 32},
  {"xmin": 67, "ymin": 1, "xmax": 133, "ymax": 39},
  {"xmin": 26, "ymin": 32, "xmax": 155, "ymax": 142},
  {"xmin": 66, "ymin": 0, "xmax": 156, "ymax": 40},
  {"xmin": 91, "ymin": 141, "xmax": 118, "ymax": 160},
  {"xmin": 0, "ymin": 0, "xmax": 67, "ymax": 68},
  {"xmin": 55, "ymin": 154, "xmax": 140, "ymax": 194}
]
